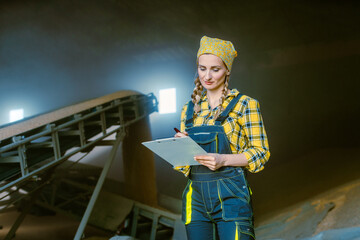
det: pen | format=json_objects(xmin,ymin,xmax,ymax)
[{"xmin": 174, "ymin": 127, "xmax": 180, "ymax": 133}]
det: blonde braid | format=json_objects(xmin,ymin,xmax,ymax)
[
  {"xmin": 191, "ymin": 77, "xmax": 203, "ymax": 117},
  {"xmin": 213, "ymin": 75, "xmax": 229, "ymax": 119}
]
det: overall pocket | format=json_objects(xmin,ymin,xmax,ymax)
[
  {"xmin": 236, "ymin": 221, "xmax": 255, "ymax": 239},
  {"xmin": 189, "ymin": 132, "xmax": 218, "ymax": 153},
  {"xmin": 217, "ymin": 175, "xmax": 253, "ymax": 221}
]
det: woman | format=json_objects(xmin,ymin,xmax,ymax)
[{"xmin": 174, "ymin": 36, "xmax": 270, "ymax": 240}]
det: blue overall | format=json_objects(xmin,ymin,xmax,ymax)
[{"xmin": 182, "ymin": 94, "xmax": 255, "ymax": 240}]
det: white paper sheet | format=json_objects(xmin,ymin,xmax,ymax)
[{"xmin": 142, "ymin": 137, "xmax": 206, "ymax": 166}]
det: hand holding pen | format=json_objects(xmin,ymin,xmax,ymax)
[{"xmin": 174, "ymin": 127, "xmax": 188, "ymax": 138}]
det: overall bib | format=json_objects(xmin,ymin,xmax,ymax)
[{"xmin": 182, "ymin": 94, "xmax": 255, "ymax": 240}]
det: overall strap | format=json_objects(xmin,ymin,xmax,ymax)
[
  {"xmin": 185, "ymin": 100, "xmax": 195, "ymax": 128},
  {"xmin": 215, "ymin": 93, "xmax": 243, "ymax": 125}
]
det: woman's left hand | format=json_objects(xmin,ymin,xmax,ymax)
[{"xmin": 194, "ymin": 153, "xmax": 226, "ymax": 171}]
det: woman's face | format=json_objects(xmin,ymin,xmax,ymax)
[{"xmin": 197, "ymin": 54, "xmax": 229, "ymax": 93}]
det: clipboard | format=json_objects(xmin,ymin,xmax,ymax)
[{"xmin": 142, "ymin": 137, "xmax": 206, "ymax": 166}]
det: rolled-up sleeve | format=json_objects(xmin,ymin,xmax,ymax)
[
  {"xmin": 180, "ymin": 103, "xmax": 188, "ymax": 132},
  {"xmin": 240, "ymin": 99, "xmax": 270, "ymax": 173},
  {"xmin": 173, "ymin": 103, "xmax": 191, "ymax": 177}
]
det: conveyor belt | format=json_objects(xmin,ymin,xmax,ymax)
[{"xmin": 0, "ymin": 90, "xmax": 157, "ymax": 192}]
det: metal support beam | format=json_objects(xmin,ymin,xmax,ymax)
[
  {"xmin": 49, "ymin": 124, "xmax": 61, "ymax": 160},
  {"xmin": 18, "ymin": 144, "xmax": 28, "ymax": 176},
  {"xmin": 131, "ymin": 206, "xmax": 139, "ymax": 237},
  {"xmin": 73, "ymin": 130, "xmax": 125, "ymax": 240},
  {"xmin": 150, "ymin": 213, "xmax": 160, "ymax": 240},
  {"xmin": 0, "ymin": 156, "xmax": 20, "ymax": 163},
  {"xmin": 118, "ymin": 105, "xmax": 124, "ymax": 126},
  {"xmin": 4, "ymin": 170, "xmax": 53, "ymax": 240},
  {"xmin": 100, "ymin": 112, "xmax": 107, "ymax": 136}
]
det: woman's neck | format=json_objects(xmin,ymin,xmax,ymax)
[{"xmin": 207, "ymin": 89, "xmax": 228, "ymax": 109}]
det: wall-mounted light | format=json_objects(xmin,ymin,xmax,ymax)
[
  {"xmin": 9, "ymin": 109, "xmax": 24, "ymax": 122},
  {"xmin": 159, "ymin": 88, "xmax": 176, "ymax": 114}
]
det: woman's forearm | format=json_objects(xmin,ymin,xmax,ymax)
[
  {"xmin": 222, "ymin": 153, "xmax": 249, "ymax": 167},
  {"xmin": 194, "ymin": 153, "xmax": 249, "ymax": 171}
]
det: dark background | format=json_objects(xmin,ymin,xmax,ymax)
[{"xmin": 1, "ymin": 0, "xmax": 359, "ymax": 217}]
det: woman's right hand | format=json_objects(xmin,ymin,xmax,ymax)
[{"xmin": 174, "ymin": 131, "xmax": 188, "ymax": 138}]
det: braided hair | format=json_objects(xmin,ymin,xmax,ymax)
[
  {"xmin": 214, "ymin": 75, "xmax": 229, "ymax": 119},
  {"xmin": 190, "ymin": 76, "xmax": 203, "ymax": 115}
]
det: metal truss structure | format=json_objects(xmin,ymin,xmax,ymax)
[{"xmin": 0, "ymin": 93, "xmax": 159, "ymax": 239}]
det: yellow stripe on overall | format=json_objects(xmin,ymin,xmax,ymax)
[
  {"xmin": 235, "ymin": 222, "xmax": 239, "ymax": 240},
  {"xmin": 185, "ymin": 181, "xmax": 193, "ymax": 224}
]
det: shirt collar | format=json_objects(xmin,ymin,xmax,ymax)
[
  {"xmin": 200, "ymin": 88, "xmax": 240, "ymax": 102},
  {"xmin": 227, "ymin": 88, "xmax": 240, "ymax": 98},
  {"xmin": 198, "ymin": 89, "xmax": 240, "ymax": 112}
]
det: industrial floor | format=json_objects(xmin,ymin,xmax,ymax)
[
  {"xmin": 0, "ymin": 210, "xmax": 113, "ymax": 240},
  {"xmin": 2, "ymin": 178, "xmax": 360, "ymax": 240}
]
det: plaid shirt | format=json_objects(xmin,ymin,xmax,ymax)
[{"xmin": 174, "ymin": 89, "xmax": 270, "ymax": 176}]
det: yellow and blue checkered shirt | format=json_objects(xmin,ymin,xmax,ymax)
[{"xmin": 174, "ymin": 89, "xmax": 270, "ymax": 176}]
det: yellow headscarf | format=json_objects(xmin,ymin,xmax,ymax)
[{"xmin": 197, "ymin": 36, "xmax": 237, "ymax": 72}]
